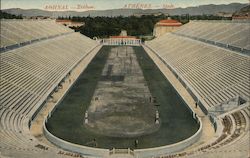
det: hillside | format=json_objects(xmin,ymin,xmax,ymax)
[
  {"xmin": 2, "ymin": 3, "xmax": 248, "ymax": 17},
  {"xmin": 233, "ymin": 4, "xmax": 250, "ymax": 17}
]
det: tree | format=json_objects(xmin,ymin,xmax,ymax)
[{"xmin": 0, "ymin": 11, "xmax": 23, "ymax": 19}]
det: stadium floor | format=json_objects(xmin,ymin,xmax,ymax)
[
  {"xmin": 46, "ymin": 46, "xmax": 199, "ymax": 149},
  {"xmin": 86, "ymin": 46, "xmax": 159, "ymax": 138}
]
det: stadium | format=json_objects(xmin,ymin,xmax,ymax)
[{"xmin": 0, "ymin": 8, "xmax": 250, "ymax": 158}]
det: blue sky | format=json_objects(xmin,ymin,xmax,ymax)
[{"xmin": 1, "ymin": 0, "xmax": 249, "ymax": 11}]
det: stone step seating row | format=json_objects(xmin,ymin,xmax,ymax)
[
  {"xmin": 203, "ymin": 80, "xmax": 250, "ymax": 106},
  {"xmin": 221, "ymin": 109, "xmax": 249, "ymax": 148},
  {"xmin": 0, "ymin": 107, "xmax": 25, "ymax": 132},
  {"xmin": 208, "ymin": 109, "xmax": 248, "ymax": 151},
  {"xmin": 0, "ymin": 132, "xmax": 38, "ymax": 152},
  {"xmin": 175, "ymin": 21, "xmax": 222, "ymax": 36},
  {"xmin": 186, "ymin": 109, "xmax": 250, "ymax": 158},
  {"xmin": 154, "ymin": 37, "xmax": 248, "ymax": 80},
  {"xmin": 174, "ymin": 21, "xmax": 250, "ymax": 50},
  {"xmin": 0, "ymin": 20, "xmax": 74, "ymax": 49},
  {"xmin": 0, "ymin": 33, "xmax": 97, "ymax": 118},
  {"xmin": 0, "ymin": 30, "xmax": 97, "ymax": 157},
  {"xmin": 0, "ymin": 81, "xmax": 35, "ymax": 110},
  {"xmin": 173, "ymin": 46, "xmax": 218, "ymax": 71},
  {"xmin": 156, "ymin": 108, "xmax": 249, "ymax": 158},
  {"xmin": 184, "ymin": 65, "xmax": 249, "ymax": 104},
  {"xmin": 0, "ymin": 107, "xmax": 82, "ymax": 157},
  {"xmin": 150, "ymin": 34, "xmax": 249, "ymax": 83},
  {"xmin": 217, "ymin": 111, "xmax": 247, "ymax": 146},
  {"xmin": 1, "ymin": 43, "xmax": 78, "ymax": 88},
  {"xmin": 0, "ymin": 118, "xmax": 40, "ymax": 152},
  {"xmin": 149, "ymin": 35, "xmax": 239, "ymax": 73},
  {"xmin": 176, "ymin": 49, "xmax": 248, "ymax": 76},
  {"xmin": 193, "ymin": 115, "xmax": 235, "ymax": 151},
  {"xmin": 179, "ymin": 54, "xmax": 248, "ymax": 87},
  {"xmin": 183, "ymin": 58, "xmax": 249, "ymax": 88},
  {"xmin": 178, "ymin": 22, "xmax": 241, "ymax": 43},
  {"xmin": 0, "ymin": 130, "xmax": 38, "ymax": 150},
  {"xmin": 0, "ymin": 137, "xmax": 70, "ymax": 158},
  {"xmin": 0, "ymin": 146, "xmax": 83, "ymax": 158},
  {"xmin": 1, "ymin": 35, "xmax": 95, "ymax": 118},
  {"xmin": 0, "ymin": 20, "xmax": 98, "ymax": 158},
  {"xmin": 0, "ymin": 64, "xmax": 61, "ymax": 116},
  {"xmin": 243, "ymin": 107, "xmax": 250, "ymax": 117},
  {"xmin": 0, "ymin": 120, "xmax": 87, "ymax": 158},
  {"xmin": 147, "ymin": 33, "xmax": 250, "ymax": 109}
]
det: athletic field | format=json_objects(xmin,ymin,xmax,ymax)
[{"xmin": 46, "ymin": 46, "xmax": 199, "ymax": 149}]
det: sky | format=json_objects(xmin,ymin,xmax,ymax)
[{"xmin": 1, "ymin": 0, "xmax": 249, "ymax": 11}]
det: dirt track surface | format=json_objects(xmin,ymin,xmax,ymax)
[{"xmin": 86, "ymin": 46, "xmax": 159, "ymax": 137}]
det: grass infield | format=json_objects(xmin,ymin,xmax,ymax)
[{"xmin": 46, "ymin": 46, "xmax": 199, "ymax": 149}]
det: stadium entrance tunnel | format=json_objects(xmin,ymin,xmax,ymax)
[{"xmin": 45, "ymin": 46, "xmax": 200, "ymax": 150}]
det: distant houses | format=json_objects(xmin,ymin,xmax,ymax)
[{"xmin": 232, "ymin": 5, "xmax": 250, "ymax": 22}]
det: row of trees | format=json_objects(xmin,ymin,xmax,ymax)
[
  {"xmin": 65, "ymin": 15, "xmax": 168, "ymax": 38},
  {"xmin": 0, "ymin": 11, "xmax": 23, "ymax": 19},
  {"xmin": 62, "ymin": 14, "xmax": 230, "ymax": 39},
  {"xmin": 0, "ymin": 10, "xmax": 231, "ymax": 38}
]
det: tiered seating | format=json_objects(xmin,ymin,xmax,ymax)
[
  {"xmin": 174, "ymin": 21, "xmax": 250, "ymax": 52},
  {"xmin": 0, "ymin": 20, "xmax": 74, "ymax": 50},
  {"xmin": 146, "ymin": 21, "xmax": 249, "ymax": 157},
  {"xmin": 147, "ymin": 32, "xmax": 250, "ymax": 111},
  {"xmin": 157, "ymin": 107, "xmax": 250, "ymax": 158},
  {"xmin": 0, "ymin": 20, "xmax": 98, "ymax": 158},
  {"xmin": 0, "ymin": 33, "xmax": 97, "ymax": 117}
]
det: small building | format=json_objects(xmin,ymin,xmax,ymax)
[
  {"xmin": 153, "ymin": 18, "xmax": 182, "ymax": 37},
  {"xmin": 232, "ymin": 5, "xmax": 250, "ymax": 22},
  {"xmin": 216, "ymin": 12, "xmax": 233, "ymax": 18},
  {"xmin": 102, "ymin": 36, "xmax": 141, "ymax": 46},
  {"xmin": 232, "ymin": 15, "xmax": 250, "ymax": 22},
  {"xmin": 232, "ymin": 11, "xmax": 250, "ymax": 22},
  {"xmin": 56, "ymin": 19, "xmax": 84, "ymax": 27},
  {"xmin": 120, "ymin": 30, "xmax": 128, "ymax": 36},
  {"xmin": 29, "ymin": 16, "xmax": 52, "ymax": 20},
  {"xmin": 102, "ymin": 30, "xmax": 141, "ymax": 46}
]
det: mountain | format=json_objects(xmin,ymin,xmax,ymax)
[
  {"xmin": 233, "ymin": 4, "xmax": 250, "ymax": 16},
  {"xmin": 2, "ymin": 3, "xmax": 248, "ymax": 17}
]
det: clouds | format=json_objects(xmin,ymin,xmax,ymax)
[{"xmin": 1, "ymin": 0, "xmax": 248, "ymax": 10}]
